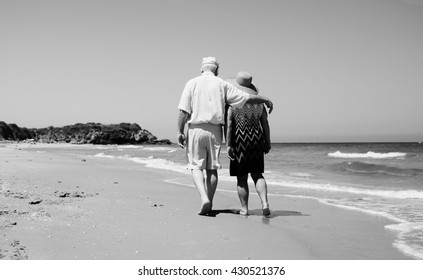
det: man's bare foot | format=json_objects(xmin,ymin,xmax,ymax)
[
  {"xmin": 239, "ymin": 208, "xmax": 249, "ymax": 216},
  {"xmin": 198, "ymin": 201, "xmax": 211, "ymax": 215},
  {"xmin": 262, "ymin": 208, "xmax": 271, "ymax": 217}
]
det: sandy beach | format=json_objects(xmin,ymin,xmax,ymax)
[{"xmin": 0, "ymin": 143, "xmax": 412, "ymax": 260}]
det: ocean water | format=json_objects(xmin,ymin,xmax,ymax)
[{"xmin": 28, "ymin": 142, "xmax": 423, "ymax": 259}]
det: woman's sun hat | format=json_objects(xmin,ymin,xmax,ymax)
[{"xmin": 227, "ymin": 71, "xmax": 258, "ymax": 94}]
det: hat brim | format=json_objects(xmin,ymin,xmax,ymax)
[{"xmin": 226, "ymin": 79, "xmax": 258, "ymax": 95}]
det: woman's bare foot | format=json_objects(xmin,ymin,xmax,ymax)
[
  {"xmin": 198, "ymin": 201, "xmax": 211, "ymax": 215},
  {"xmin": 262, "ymin": 207, "xmax": 271, "ymax": 217}
]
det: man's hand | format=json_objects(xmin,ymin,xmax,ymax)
[
  {"xmin": 177, "ymin": 110, "xmax": 189, "ymax": 148},
  {"xmin": 177, "ymin": 133, "xmax": 186, "ymax": 149},
  {"xmin": 266, "ymin": 99, "xmax": 273, "ymax": 114}
]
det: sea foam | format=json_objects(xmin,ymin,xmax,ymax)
[
  {"xmin": 93, "ymin": 152, "xmax": 116, "ymax": 159},
  {"xmin": 93, "ymin": 153, "xmax": 189, "ymax": 174},
  {"xmin": 142, "ymin": 147, "xmax": 177, "ymax": 153},
  {"xmin": 328, "ymin": 151, "xmax": 407, "ymax": 159},
  {"xmin": 268, "ymin": 179, "xmax": 423, "ymax": 199}
]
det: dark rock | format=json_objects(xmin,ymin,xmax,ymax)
[
  {"xmin": 0, "ymin": 122, "xmax": 35, "ymax": 141},
  {"xmin": 1, "ymin": 121, "xmax": 172, "ymax": 145},
  {"xmin": 58, "ymin": 192, "xmax": 71, "ymax": 198},
  {"xmin": 28, "ymin": 199, "xmax": 42, "ymax": 205}
]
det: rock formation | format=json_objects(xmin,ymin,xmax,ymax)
[{"xmin": 0, "ymin": 121, "xmax": 171, "ymax": 145}]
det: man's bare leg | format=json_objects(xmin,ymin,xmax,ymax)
[
  {"xmin": 236, "ymin": 174, "xmax": 249, "ymax": 215},
  {"xmin": 205, "ymin": 169, "xmax": 218, "ymax": 210},
  {"xmin": 252, "ymin": 173, "xmax": 270, "ymax": 216},
  {"xmin": 192, "ymin": 169, "xmax": 211, "ymax": 215}
]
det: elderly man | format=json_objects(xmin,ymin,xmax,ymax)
[{"xmin": 177, "ymin": 57, "xmax": 273, "ymax": 215}]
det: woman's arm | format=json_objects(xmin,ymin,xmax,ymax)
[
  {"xmin": 260, "ymin": 107, "xmax": 271, "ymax": 154},
  {"xmin": 226, "ymin": 106, "xmax": 235, "ymax": 160}
]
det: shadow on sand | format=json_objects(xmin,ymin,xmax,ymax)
[
  {"xmin": 249, "ymin": 209, "xmax": 308, "ymax": 218},
  {"xmin": 205, "ymin": 209, "xmax": 308, "ymax": 220}
]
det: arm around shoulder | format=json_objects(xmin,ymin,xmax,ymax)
[{"xmin": 245, "ymin": 94, "xmax": 273, "ymax": 114}]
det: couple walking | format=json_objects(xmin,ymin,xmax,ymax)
[{"xmin": 177, "ymin": 57, "xmax": 272, "ymax": 216}]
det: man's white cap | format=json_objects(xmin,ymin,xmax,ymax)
[{"xmin": 201, "ymin": 57, "xmax": 219, "ymax": 70}]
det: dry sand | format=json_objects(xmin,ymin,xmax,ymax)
[{"xmin": 0, "ymin": 143, "xmax": 411, "ymax": 260}]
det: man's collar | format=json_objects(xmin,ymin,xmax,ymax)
[{"xmin": 201, "ymin": 71, "xmax": 215, "ymax": 76}]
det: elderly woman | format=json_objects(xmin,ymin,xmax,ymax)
[{"xmin": 226, "ymin": 71, "xmax": 271, "ymax": 216}]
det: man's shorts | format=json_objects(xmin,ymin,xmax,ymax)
[{"xmin": 186, "ymin": 123, "xmax": 223, "ymax": 170}]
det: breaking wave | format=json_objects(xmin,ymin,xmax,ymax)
[
  {"xmin": 328, "ymin": 151, "xmax": 409, "ymax": 159},
  {"xmin": 341, "ymin": 161, "xmax": 423, "ymax": 177}
]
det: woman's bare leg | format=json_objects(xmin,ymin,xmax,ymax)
[
  {"xmin": 236, "ymin": 174, "xmax": 249, "ymax": 215},
  {"xmin": 251, "ymin": 173, "xmax": 270, "ymax": 216}
]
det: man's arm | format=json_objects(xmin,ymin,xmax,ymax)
[
  {"xmin": 225, "ymin": 82, "xmax": 273, "ymax": 114},
  {"xmin": 177, "ymin": 109, "xmax": 190, "ymax": 148},
  {"xmin": 245, "ymin": 94, "xmax": 273, "ymax": 114}
]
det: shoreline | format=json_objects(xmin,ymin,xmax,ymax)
[{"xmin": 0, "ymin": 143, "xmax": 412, "ymax": 259}]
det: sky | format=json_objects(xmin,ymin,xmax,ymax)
[{"xmin": 1, "ymin": 0, "xmax": 422, "ymax": 142}]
